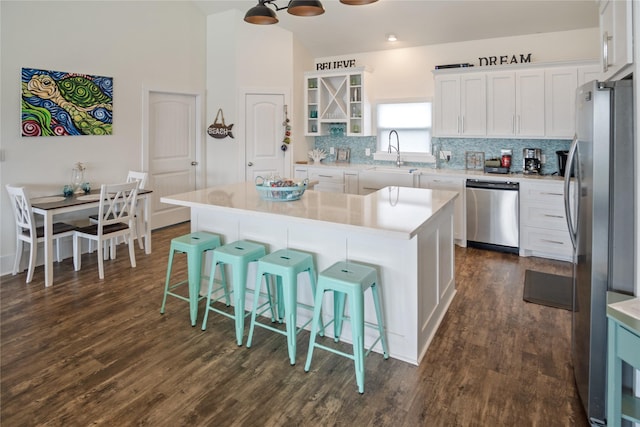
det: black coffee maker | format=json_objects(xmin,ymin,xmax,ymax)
[
  {"xmin": 556, "ymin": 150, "xmax": 574, "ymax": 177},
  {"xmin": 523, "ymin": 148, "xmax": 542, "ymax": 174}
]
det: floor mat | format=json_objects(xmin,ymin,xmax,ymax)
[{"xmin": 523, "ymin": 270, "xmax": 573, "ymax": 311}]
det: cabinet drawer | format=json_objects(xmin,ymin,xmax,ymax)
[
  {"xmin": 522, "ymin": 226, "xmax": 573, "ymax": 257},
  {"xmin": 309, "ymin": 170, "xmax": 344, "ymax": 183},
  {"xmin": 521, "ymin": 205, "xmax": 568, "ymax": 231},
  {"xmin": 520, "ymin": 183, "xmax": 565, "ymax": 202},
  {"xmin": 313, "ymin": 182, "xmax": 344, "ymax": 193},
  {"xmin": 294, "ymin": 168, "xmax": 309, "ymax": 180}
]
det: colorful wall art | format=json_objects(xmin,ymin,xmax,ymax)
[{"xmin": 21, "ymin": 68, "xmax": 113, "ymax": 137}]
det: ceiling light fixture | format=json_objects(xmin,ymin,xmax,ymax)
[
  {"xmin": 244, "ymin": 0, "xmax": 325, "ymax": 25},
  {"xmin": 386, "ymin": 33, "xmax": 397, "ymax": 42},
  {"xmin": 340, "ymin": 0, "xmax": 379, "ymax": 4}
]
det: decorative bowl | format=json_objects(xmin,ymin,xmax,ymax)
[{"xmin": 255, "ymin": 177, "xmax": 308, "ymax": 201}]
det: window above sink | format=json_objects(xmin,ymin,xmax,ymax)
[{"xmin": 374, "ymin": 100, "xmax": 436, "ymax": 164}]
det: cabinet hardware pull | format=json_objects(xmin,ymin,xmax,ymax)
[
  {"xmin": 540, "ymin": 239, "xmax": 564, "ymax": 245},
  {"xmin": 603, "ymin": 31, "xmax": 612, "ymax": 73},
  {"xmin": 461, "ymin": 116, "xmax": 465, "ymax": 133},
  {"xmin": 541, "ymin": 192, "xmax": 563, "ymax": 196},
  {"xmin": 543, "ymin": 214, "xmax": 564, "ymax": 219}
]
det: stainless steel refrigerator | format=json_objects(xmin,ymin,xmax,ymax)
[{"xmin": 564, "ymin": 79, "xmax": 635, "ymax": 426}]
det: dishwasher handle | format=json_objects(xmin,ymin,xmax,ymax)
[{"xmin": 466, "ymin": 179, "xmax": 519, "ymax": 191}]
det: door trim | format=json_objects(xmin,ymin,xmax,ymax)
[
  {"xmin": 238, "ymin": 87, "xmax": 291, "ymax": 181},
  {"xmin": 142, "ymin": 87, "xmax": 205, "ymax": 190}
]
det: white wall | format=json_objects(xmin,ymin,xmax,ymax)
[
  {"xmin": 293, "ymin": 37, "xmax": 316, "ymax": 167},
  {"xmin": 316, "ymin": 28, "xmax": 599, "ymax": 103},
  {"xmin": 0, "ymin": 1, "xmax": 206, "ymax": 275},
  {"xmin": 205, "ymin": 10, "xmax": 295, "ymax": 185}
]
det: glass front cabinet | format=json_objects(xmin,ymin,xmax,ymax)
[{"xmin": 304, "ymin": 67, "xmax": 372, "ymax": 136}]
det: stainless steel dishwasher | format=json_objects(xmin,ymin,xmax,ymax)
[{"xmin": 466, "ymin": 179, "xmax": 519, "ymax": 253}]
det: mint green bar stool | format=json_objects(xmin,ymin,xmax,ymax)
[
  {"xmin": 304, "ymin": 261, "xmax": 389, "ymax": 394},
  {"xmin": 246, "ymin": 248, "xmax": 323, "ymax": 365},
  {"xmin": 160, "ymin": 231, "xmax": 223, "ymax": 326},
  {"xmin": 201, "ymin": 240, "xmax": 266, "ymax": 346}
]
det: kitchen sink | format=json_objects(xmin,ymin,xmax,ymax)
[{"xmin": 359, "ymin": 168, "xmax": 418, "ymax": 194}]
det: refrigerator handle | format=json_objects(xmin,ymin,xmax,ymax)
[{"xmin": 564, "ymin": 134, "xmax": 579, "ymax": 249}]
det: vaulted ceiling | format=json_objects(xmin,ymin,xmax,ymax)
[{"xmin": 192, "ymin": 0, "xmax": 599, "ymax": 57}]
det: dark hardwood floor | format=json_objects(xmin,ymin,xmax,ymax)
[{"xmin": 1, "ymin": 222, "xmax": 589, "ymax": 426}]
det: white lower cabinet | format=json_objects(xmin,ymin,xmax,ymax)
[
  {"xmin": 309, "ymin": 168, "xmax": 344, "ymax": 193},
  {"xmin": 295, "ymin": 166, "xmax": 345, "ymax": 193},
  {"xmin": 358, "ymin": 170, "xmax": 416, "ymax": 195},
  {"xmin": 298, "ymin": 165, "xmax": 572, "ymax": 260},
  {"xmin": 294, "ymin": 166, "xmax": 309, "ymax": 180},
  {"xmin": 519, "ymin": 181, "xmax": 573, "ymax": 261},
  {"xmin": 344, "ymin": 172, "xmax": 359, "ymax": 195},
  {"xmin": 418, "ymin": 175, "xmax": 466, "ymax": 245}
]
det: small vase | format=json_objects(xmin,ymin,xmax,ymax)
[{"xmin": 71, "ymin": 169, "xmax": 84, "ymax": 194}]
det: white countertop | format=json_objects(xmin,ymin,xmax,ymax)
[
  {"xmin": 295, "ymin": 162, "xmax": 566, "ymax": 183},
  {"xmin": 161, "ymin": 181, "xmax": 458, "ymax": 240}
]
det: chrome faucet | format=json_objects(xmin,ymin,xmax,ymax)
[{"xmin": 388, "ymin": 130, "xmax": 403, "ymax": 167}]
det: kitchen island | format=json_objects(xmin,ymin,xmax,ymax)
[{"xmin": 161, "ymin": 181, "xmax": 458, "ymax": 365}]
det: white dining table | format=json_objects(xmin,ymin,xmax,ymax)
[{"xmin": 30, "ymin": 189, "xmax": 152, "ymax": 287}]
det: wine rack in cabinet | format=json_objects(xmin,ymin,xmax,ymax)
[{"xmin": 304, "ymin": 67, "xmax": 371, "ymax": 137}]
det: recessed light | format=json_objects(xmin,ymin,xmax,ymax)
[{"xmin": 386, "ymin": 33, "xmax": 397, "ymax": 42}]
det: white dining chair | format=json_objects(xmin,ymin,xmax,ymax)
[
  {"xmin": 126, "ymin": 171, "xmax": 149, "ymax": 250},
  {"xmin": 73, "ymin": 181, "xmax": 138, "ymax": 279},
  {"xmin": 88, "ymin": 170, "xmax": 148, "ymax": 256},
  {"xmin": 5, "ymin": 184, "xmax": 77, "ymax": 283}
]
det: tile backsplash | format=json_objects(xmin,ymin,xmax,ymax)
[{"xmin": 313, "ymin": 136, "xmax": 572, "ymax": 175}]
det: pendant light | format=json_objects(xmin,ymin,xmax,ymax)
[
  {"xmin": 244, "ymin": 0, "xmax": 324, "ymax": 25},
  {"xmin": 340, "ymin": 0, "xmax": 378, "ymax": 4},
  {"xmin": 244, "ymin": 1, "xmax": 279, "ymax": 25},
  {"xmin": 288, "ymin": 0, "xmax": 325, "ymax": 16}
]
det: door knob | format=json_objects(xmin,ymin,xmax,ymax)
[
  {"xmin": 191, "ymin": 161, "xmax": 198, "ymax": 166},
  {"xmin": 248, "ymin": 162, "xmax": 254, "ymax": 166}
]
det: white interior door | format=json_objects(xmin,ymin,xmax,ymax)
[
  {"xmin": 245, "ymin": 93, "xmax": 286, "ymax": 181},
  {"xmin": 148, "ymin": 91, "xmax": 198, "ymax": 229}
]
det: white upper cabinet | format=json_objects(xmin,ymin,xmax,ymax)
[
  {"xmin": 515, "ymin": 70, "xmax": 545, "ymax": 137},
  {"xmin": 599, "ymin": 0, "xmax": 633, "ymax": 81},
  {"xmin": 461, "ymin": 74, "xmax": 487, "ymax": 136},
  {"xmin": 578, "ymin": 63, "xmax": 602, "ymax": 87},
  {"xmin": 486, "ymin": 70, "xmax": 544, "ymax": 137},
  {"xmin": 434, "ymin": 75, "xmax": 460, "ymax": 136},
  {"xmin": 434, "ymin": 73, "xmax": 486, "ymax": 137},
  {"xmin": 434, "ymin": 61, "xmax": 598, "ymax": 140},
  {"xmin": 485, "ymin": 72, "xmax": 515, "ymax": 136},
  {"xmin": 545, "ymin": 67, "xmax": 578, "ymax": 138}
]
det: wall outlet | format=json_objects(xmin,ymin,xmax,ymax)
[
  {"xmin": 365, "ymin": 148, "xmax": 371, "ymax": 156},
  {"xmin": 439, "ymin": 150, "xmax": 452, "ymax": 161},
  {"xmin": 329, "ymin": 147, "xmax": 335, "ymax": 155},
  {"xmin": 541, "ymin": 154, "xmax": 546, "ymax": 164}
]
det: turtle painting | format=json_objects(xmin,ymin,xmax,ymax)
[{"xmin": 21, "ymin": 68, "xmax": 113, "ymax": 137}]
